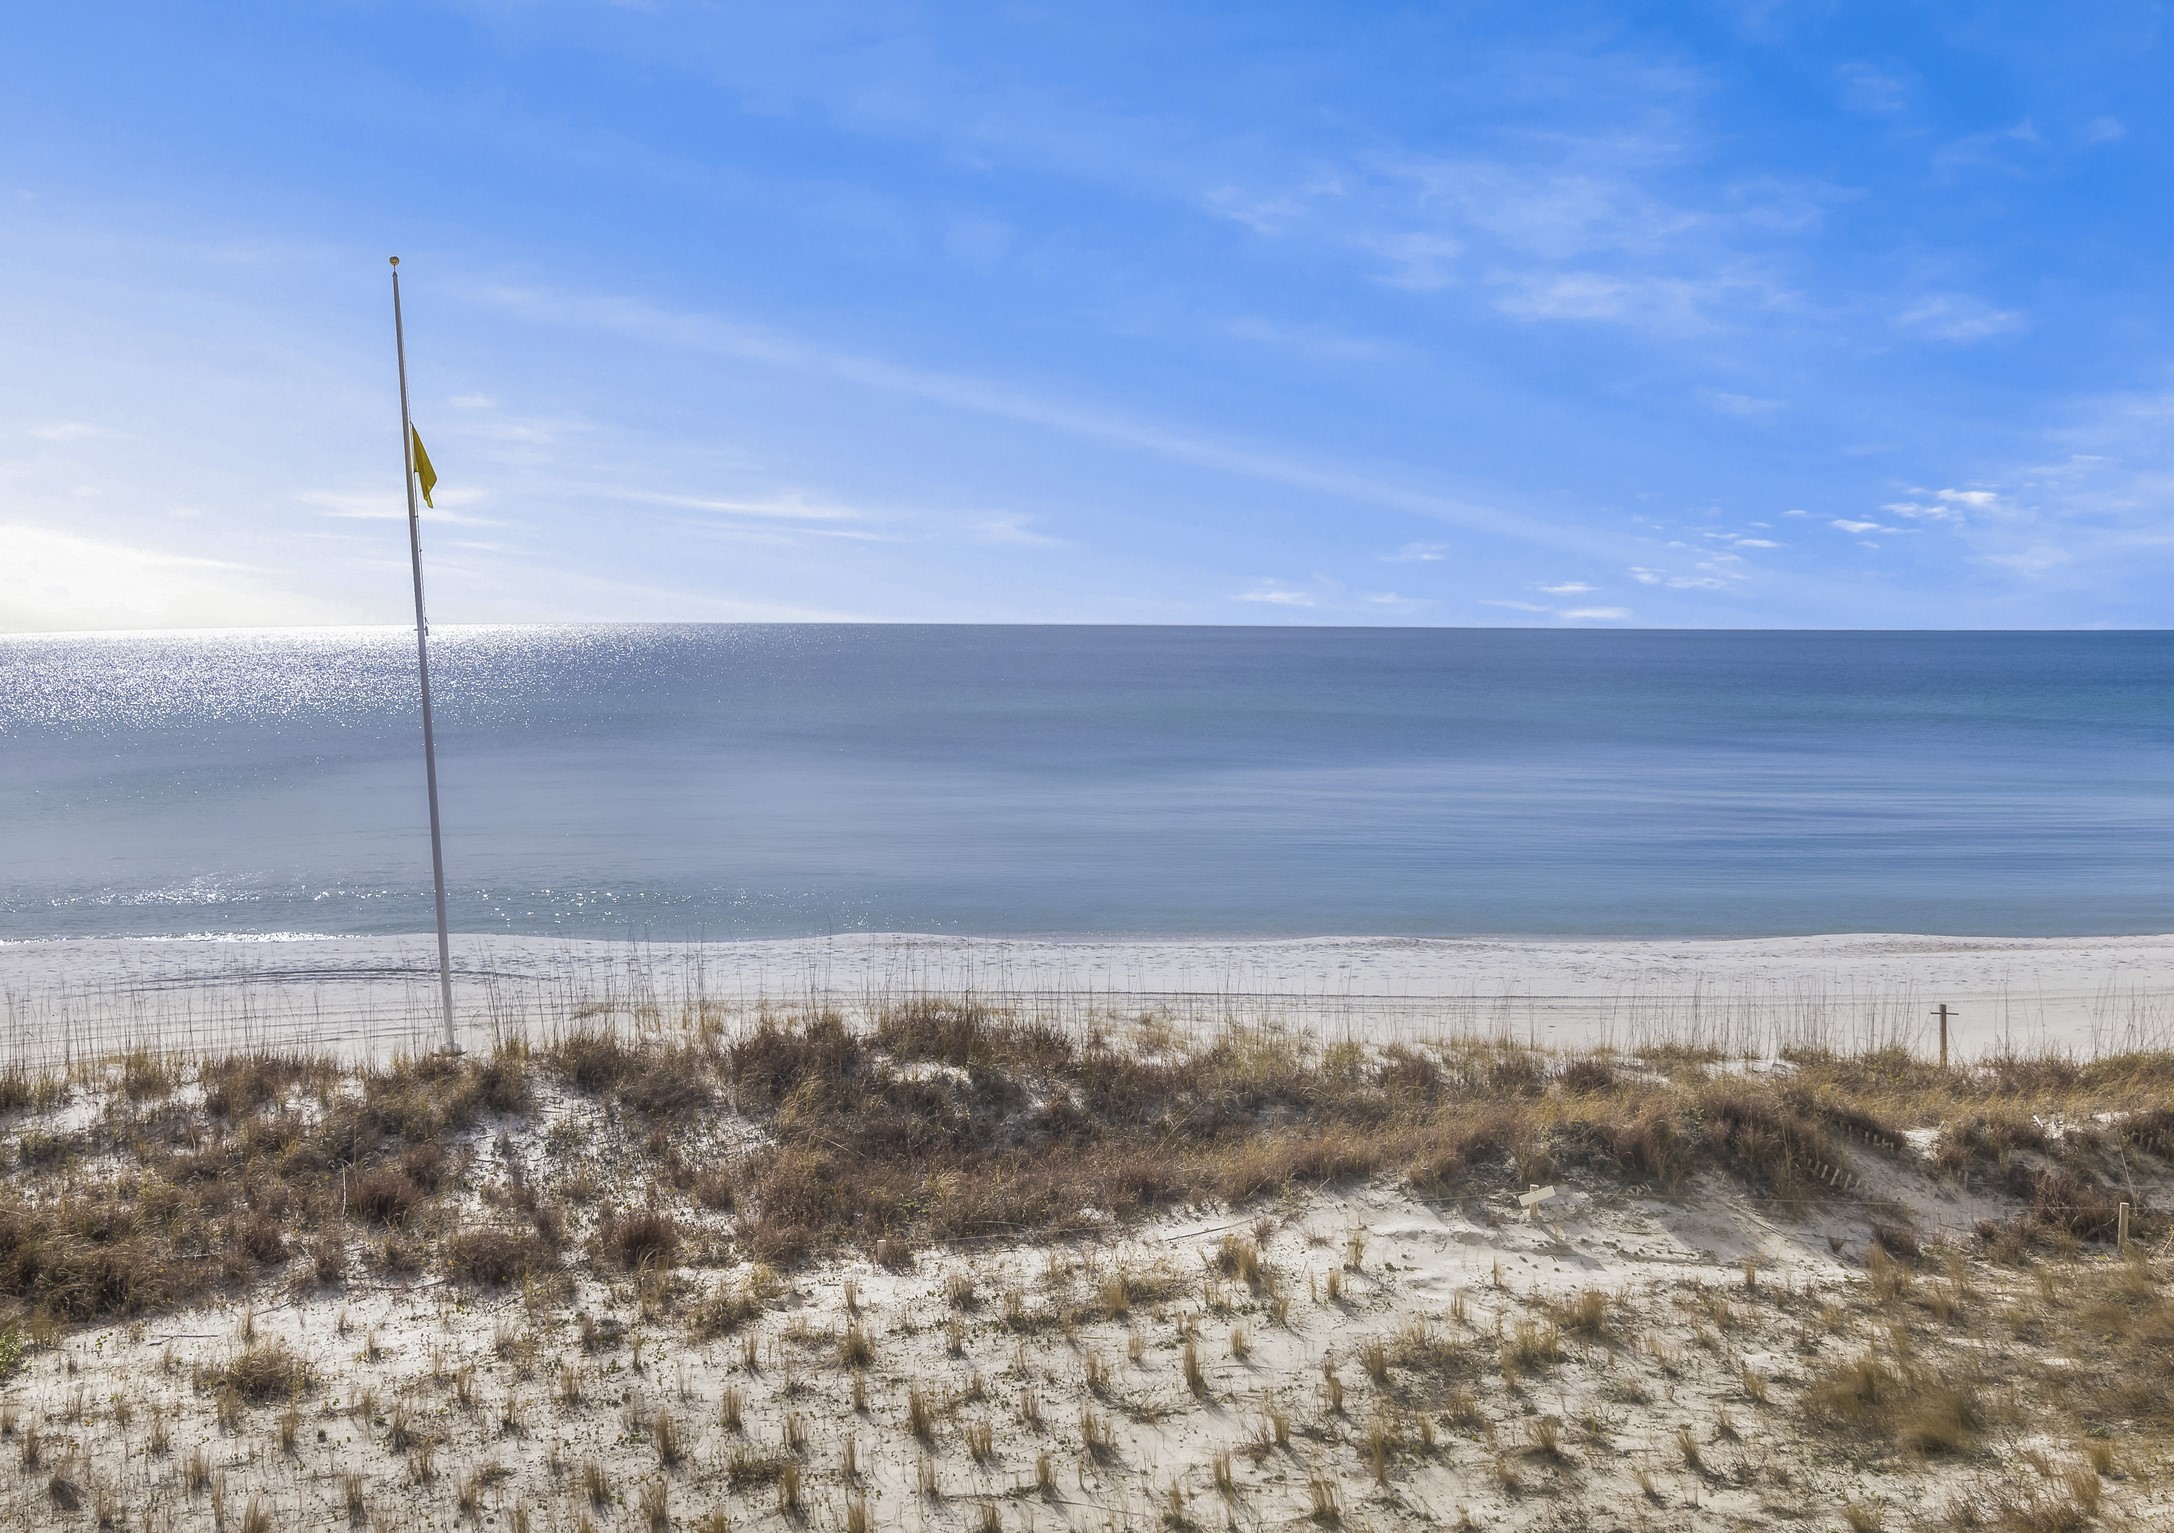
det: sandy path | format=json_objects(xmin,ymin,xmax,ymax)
[{"xmin": 6, "ymin": 930, "xmax": 2174, "ymax": 1066}]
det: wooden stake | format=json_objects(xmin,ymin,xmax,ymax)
[{"xmin": 1933, "ymin": 1003, "xmax": 1952, "ymax": 1069}]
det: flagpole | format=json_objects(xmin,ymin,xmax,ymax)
[{"xmin": 390, "ymin": 255, "xmax": 459, "ymax": 1055}]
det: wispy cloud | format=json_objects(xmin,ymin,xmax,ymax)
[
  {"xmin": 0, "ymin": 523, "xmax": 338, "ymax": 632},
  {"xmin": 1223, "ymin": 317, "xmax": 1393, "ymax": 363},
  {"xmin": 1234, "ymin": 584, "xmax": 1315, "ymax": 607},
  {"xmin": 1699, "ymin": 389, "xmax": 1783, "ymax": 418},
  {"xmin": 1363, "ymin": 231, "xmax": 1465, "ymax": 292},
  {"xmin": 1482, "ymin": 597, "xmax": 1631, "ymax": 622},
  {"xmin": 1894, "ymin": 293, "xmax": 2026, "ymax": 342},
  {"xmin": 1697, "ymin": 529, "xmax": 1782, "ymax": 550},
  {"xmin": 1881, "ymin": 487, "xmax": 1994, "ymax": 523},
  {"xmin": 1629, "ymin": 561, "xmax": 1735, "ymax": 590},
  {"xmin": 1198, "ymin": 90, "xmax": 1822, "ymax": 340},
  {"xmin": 1881, "ymin": 385, "xmax": 2174, "ymax": 588},
  {"xmin": 970, "ymin": 513, "xmax": 1065, "ymax": 547},
  {"xmin": 9, "ymin": 3, "xmax": 2167, "ymax": 632},
  {"xmin": 471, "ymin": 282, "xmax": 1613, "ymax": 557},
  {"xmin": 622, "ymin": 491, "xmax": 865, "ymax": 522},
  {"xmin": 299, "ymin": 489, "xmax": 504, "ymax": 527},
  {"xmin": 1836, "ymin": 61, "xmax": 1912, "ymax": 118},
  {"xmin": 1490, "ymin": 269, "xmax": 1787, "ymax": 331},
  {"xmin": 1933, "ymin": 119, "xmax": 2043, "ymax": 179}
]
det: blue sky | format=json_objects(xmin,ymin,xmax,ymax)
[{"xmin": 4, "ymin": 1, "xmax": 2172, "ymax": 630}]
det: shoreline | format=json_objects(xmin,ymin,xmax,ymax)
[{"xmin": 7, "ymin": 929, "xmax": 2174, "ymax": 1066}]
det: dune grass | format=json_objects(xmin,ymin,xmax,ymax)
[
  {"xmin": 0, "ymin": 999, "xmax": 2166, "ymax": 1336},
  {"xmin": 0, "ymin": 1001, "xmax": 2169, "ymax": 1528}
]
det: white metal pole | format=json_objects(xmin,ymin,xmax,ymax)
[{"xmin": 390, "ymin": 256, "xmax": 459, "ymax": 1054}]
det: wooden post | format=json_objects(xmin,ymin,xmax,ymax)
[
  {"xmin": 2119, "ymin": 1201, "xmax": 2131, "ymax": 1250},
  {"xmin": 1933, "ymin": 1004, "xmax": 1951, "ymax": 1069}
]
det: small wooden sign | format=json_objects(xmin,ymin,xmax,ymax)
[{"xmin": 1518, "ymin": 1184, "xmax": 1557, "ymax": 1220}]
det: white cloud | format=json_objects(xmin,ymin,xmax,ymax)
[
  {"xmin": 1385, "ymin": 542, "xmax": 1450, "ymax": 562},
  {"xmin": 1197, "ymin": 86, "xmax": 1825, "ymax": 340},
  {"xmin": 1628, "ymin": 563, "xmax": 1733, "ymax": 590},
  {"xmin": 2084, "ymin": 116, "xmax": 2127, "ymax": 145},
  {"xmin": 1894, "ymin": 293, "xmax": 2026, "ymax": 342},
  {"xmin": 1484, "ymin": 598, "xmax": 1630, "ymax": 621},
  {"xmin": 1489, "ymin": 267, "xmax": 1792, "ymax": 333},
  {"xmin": 1880, "ymin": 487, "xmax": 2001, "ymax": 523},
  {"xmin": 28, "ymin": 422, "xmax": 116, "ymax": 442},
  {"xmin": 970, "ymin": 513, "xmax": 1064, "ymax": 547},
  {"xmin": 1836, "ymin": 61, "xmax": 1910, "ymax": 118},
  {"xmin": 1902, "ymin": 385, "xmax": 2174, "ymax": 588},
  {"xmin": 481, "ymin": 283, "xmax": 1607, "ymax": 558},
  {"xmin": 1700, "ymin": 389, "xmax": 1783, "ymax": 418},
  {"xmin": 624, "ymin": 491, "xmax": 865, "ymax": 522},
  {"xmin": 0, "ymin": 524, "xmax": 339, "ymax": 632},
  {"xmin": 1537, "ymin": 581, "xmax": 1595, "ymax": 594},
  {"xmin": 1491, "ymin": 271, "xmax": 1639, "ymax": 321},
  {"xmin": 1235, "ymin": 585, "xmax": 1315, "ymax": 607},
  {"xmin": 1933, "ymin": 119, "xmax": 2044, "ymax": 178},
  {"xmin": 1223, "ymin": 317, "xmax": 1391, "ymax": 363},
  {"xmin": 1364, "ymin": 232, "xmax": 1464, "ymax": 292},
  {"xmin": 300, "ymin": 489, "xmax": 502, "ymax": 526},
  {"xmin": 1203, "ymin": 184, "xmax": 1326, "ymax": 239}
]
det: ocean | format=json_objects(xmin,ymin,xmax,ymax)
[{"xmin": 3, "ymin": 625, "xmax": 2171, "ymax": 941}]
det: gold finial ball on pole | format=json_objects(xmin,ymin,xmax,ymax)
[{"xmin": 389, "ymin": 256, "xmax": 400, "ymax": 266}]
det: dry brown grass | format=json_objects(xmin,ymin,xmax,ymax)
[
  {"xmin": 0, "ymin": 1003, "xmax": 2167, "ymax": 1402},
  {"xmin": 199, "ymin": 1340, "xmax": 310, "ymax": 1404},
  {"xmin": 0, "ymin": 1043, "xmax": 524, "ymax": 1320},
  {"xmin": 599, "ymin": 1210, "xmax": 680, "ymax": 1270},
  {"xmin": 443, "ymin": 1226, "xmax": 556, "ymax": 1286},
  {"xmin": 1804, "ymin": 1346, "xmax": 1985, "ymax": 1457}
]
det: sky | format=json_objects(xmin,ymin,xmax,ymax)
[{"xmin": 3, "ymin": 1, "xmax": 2173, "ymax": 631}]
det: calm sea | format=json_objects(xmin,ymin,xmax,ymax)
[{"xmin": 3, "ymin": 626, "xmax": 2170, "ymax": 940}]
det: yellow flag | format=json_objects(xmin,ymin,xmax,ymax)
[{"xmin": 410, "ymin": 426, "xmax": 438, "ymax": 509}]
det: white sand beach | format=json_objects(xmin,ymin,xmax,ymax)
[{"xmin": 7, "ymin": 929, "xmax": 2174, "ymax": 1066}]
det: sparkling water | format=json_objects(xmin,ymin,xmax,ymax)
[{"xmin": 5, "ymin": 625, "xmax": 2171, "ymax": 939}]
